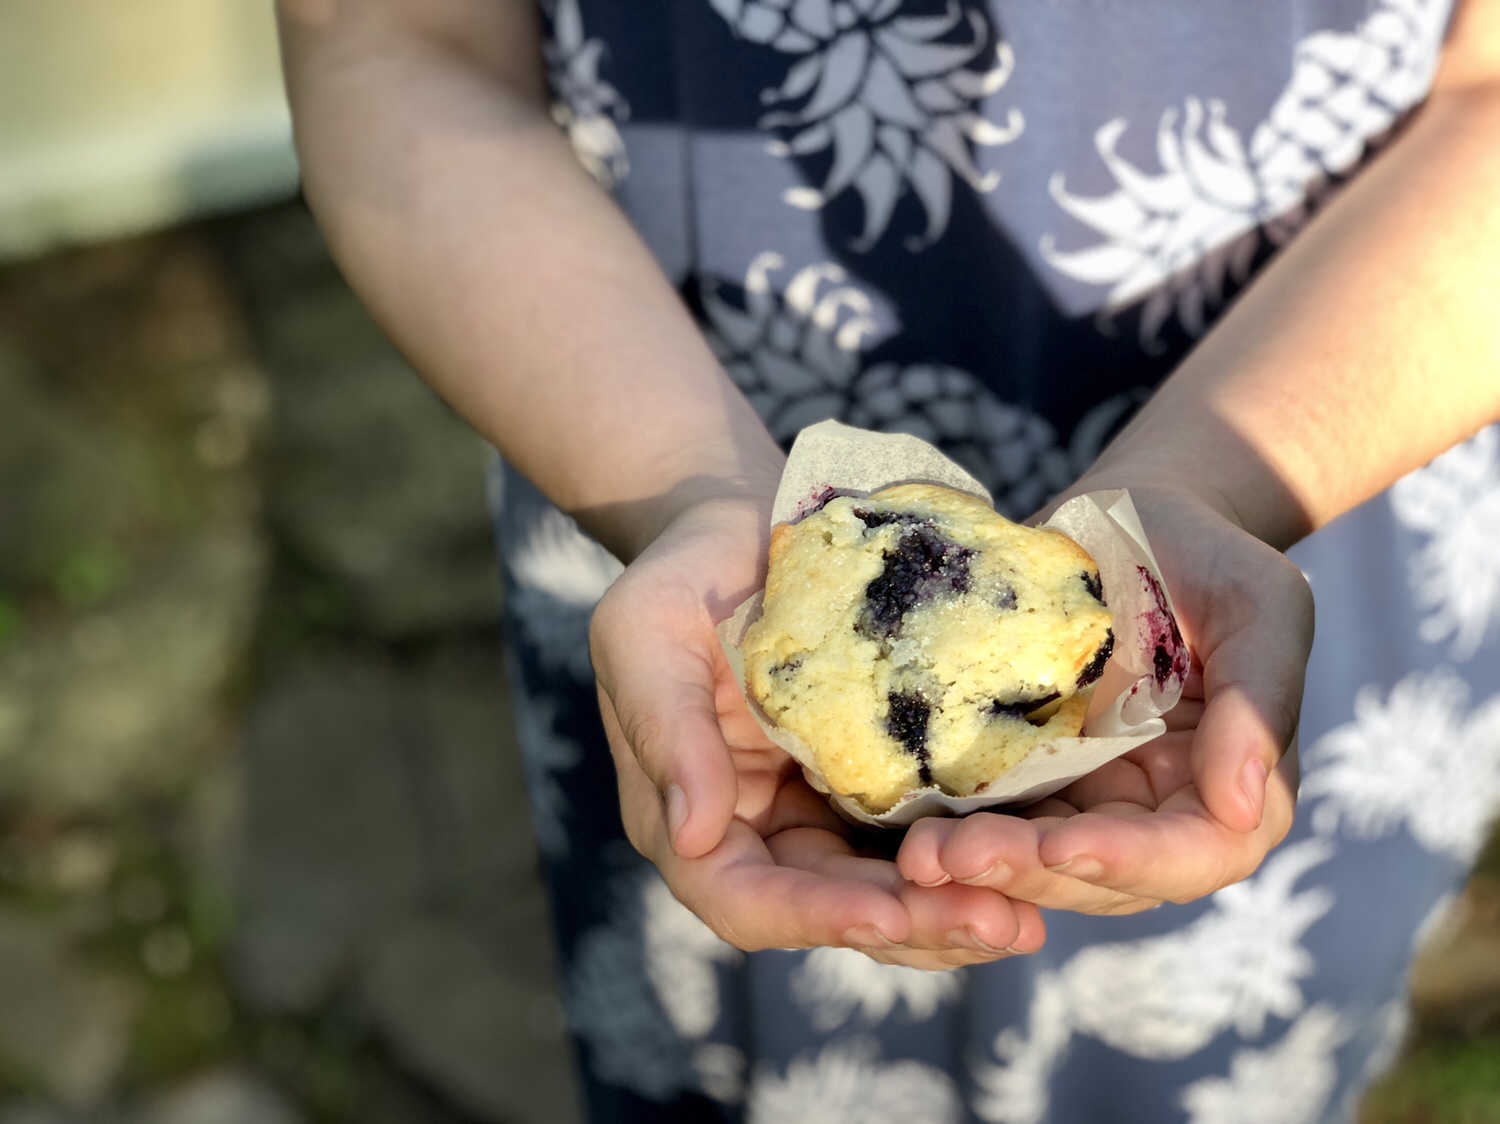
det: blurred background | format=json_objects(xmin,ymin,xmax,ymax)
[
  {"xmin": 0, "ymin": 3, "xmax": 1496, "ymax": 1122},
  {"xmin": 0, "ymin": 2, "xmax": 575, "ymax": 1122}
]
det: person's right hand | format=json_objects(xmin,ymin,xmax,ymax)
[
  {"xmin": 589, "ymin": 485, "xmax": 1046, "ymax": 969},
  {"xmin": 896, "ymin": 482, "xmax": 1309, "ymax": 917}
]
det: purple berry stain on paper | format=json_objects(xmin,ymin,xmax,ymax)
[
  {"xmin": 793, "ymin": 485, "xmax": 839, "ymax": 522},
  {"xmin": 1137, "ymin": 565, "xmax": 1189, "ymax": 690}
]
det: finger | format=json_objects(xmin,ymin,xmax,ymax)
[
  {"xmin": 1161, "ymin": 696, "xmax": 1206, "ymax": 733},
  {"xmin": 1052, "ymin": 753, "xmax": 1161, "ymax": 811},
  {"xmin": 1191, "ymin": 551, "xmax": 1313, "ymax": 832},
  {"xmin": 1055, "ymin": 731, "xmax": 1195, "ymax": 813},
  {"xmin": 773, "ymin": 828, "xmax": 1046, "ymax": 955},
  {"xmin": 750, "ymin": 759, "xmax": 852, "ymax": 837},
  {"xmin": 910, "ymin": 812, "xmax": 1155, "ymax": 915},
  {"xmin": 593, "ymin": 616, "xmax": 740, "ymax": 858},
  {"xmin": 616, "ymin": 751, "xmax": 914, "ymax": 949},
  {"xmin": 897, "ymin": 880, "xmax": 1046, "ymax": 955},
  {"xmin": 1018, "ymin": 796, "xmax": 1080, "ymax": 819},
  {"xmin": 685, "ymin": 831, "xmax": 912, "ymax": 951},
  {"xmin": 859, "ymin": 946, "xmax": 1017, "ymax": 970},
  {"xmin": 896, "ymin": 816, "xmax": 963, "ymax": 889},
  {"xmin": 1121, "ymin": 734, "xmax": 1196, "ymax": 799},
  {"xmin": 766, "ymin": 827, "xmax": 904, "ymax": 896},
  {"xmin": 1035, "ymin": 751, "xmax": 1298, "ymax": 902}
]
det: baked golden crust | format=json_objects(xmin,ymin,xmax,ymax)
[{"xmin": 743, "ymin": 483, "xmax": 1114, "ymax": 813}]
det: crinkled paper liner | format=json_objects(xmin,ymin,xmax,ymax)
[{"xmin": 717, "ymin": 420, "xmax": 1190, "ymax": 828}]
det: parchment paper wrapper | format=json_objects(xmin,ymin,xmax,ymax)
[{"xmin": 718, "ymin": 420, "xmax": 1190, "ymax": 827}]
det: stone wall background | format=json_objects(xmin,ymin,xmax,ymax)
[
  {"xmin": 0, "ymin": 203, "xmax": 577, "ymax": 1124},
  {"xmin": 0, "ymin": 200, "xmax": 1496, "ymax": 1122}
]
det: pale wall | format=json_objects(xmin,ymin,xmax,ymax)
[{"xmin": 0, "ymin": 0, "xmax": 297, "ymax": 260}]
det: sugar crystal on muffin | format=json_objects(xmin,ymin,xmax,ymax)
[{"xmin": 742, "ymin": 483, "xmax": 1115, "ymax": 813}]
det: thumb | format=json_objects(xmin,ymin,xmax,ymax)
[
  {"xmin": 592, "ymin": 605, "xmax": 740, "ymax": 859},
  {"xmin": 1191, "ymin": 552, "xmax": 1313, "ymax": 832}
]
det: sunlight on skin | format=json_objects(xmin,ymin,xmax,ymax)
[{"xmin": 890, "ymin": 485, "xmax": 1306, "ymax": 921}]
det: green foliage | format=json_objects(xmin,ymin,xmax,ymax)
[
  {"xmin": 53, "ymin": 543, "xmax": 129, "ymax": 606},
  {"xmin": 1363, "ymin": 1038, "xmax": 1500, "ymax": 1124}
]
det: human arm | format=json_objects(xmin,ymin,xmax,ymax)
[
  {"xmin": 275, "ymin": 0, "xmax": 1040, "ymax": 964},
  {"xmin": 899, "ymin": 0, "xmax": 1500, "ymax": 912},
  {"xmin": 275, "ymin": 0, "xmax": 778, "ymax": 560}
]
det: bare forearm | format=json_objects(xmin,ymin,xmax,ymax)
[
  {"xmin": 277, "ymin": 2, "xmax": 782, "ymax": 560},
  {"xmin": 1081, "ymin": 8, "xmax": 1500, "ymax": 548}
]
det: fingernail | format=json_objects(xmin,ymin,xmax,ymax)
[
  {"xmin": 947, "ymin": 928, "xmax": 1008, "ymax": 954},
  {"xmin": 958, "ymin": 860, "xmax": 1012, "ymax": 887},
  {"xmin": 913, "ymin": 873, "xmax": 952, "ymax": 888},
  {"xmin": 1240, "ymin": 759, "xmax": 1268, "ymax": 824},
  {"xmin": 842, "ymin": 925, "xmax": 896, "ymax": 949},
  {"xmin": 1046, "ymin": 856, "xmax": 1103, "ymax": 881},
  {"xmin": 665, "ymin": 785, "xmax": 689, "ymax": 847}
]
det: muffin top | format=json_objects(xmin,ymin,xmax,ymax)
[{"xmin": 742, "ymin": 483, "xmax": 1115, "ymax": 812}]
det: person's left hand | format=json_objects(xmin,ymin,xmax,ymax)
[
  {"xmin": 896, "ymin": 483, "xmax": 1307, "ymax": 915},
  {"xmin": 591, "ymin": 486, "xmax": 1047, "ymax": 968}
]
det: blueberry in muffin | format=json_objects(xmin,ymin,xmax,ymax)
[{"xmin": 742, "ymin": 483, "xmax": 1115, "ymax": 813}]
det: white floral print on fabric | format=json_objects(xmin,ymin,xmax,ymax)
[
  {"xmin": 544, "ymin": 0, "xmax": 630, "ymax": 188},
  {"xmin": 1178, "ymin": 1004, "xmax": 1350, "ymax": 1124},
  {"xmin": 568, "ymin": 901, "xmax": 698, "ymax": 1099},
  {"xmin": 747, "ymin": 1037, "xmax": 963, "ymax": 1124},
  {"xmin": 791, "ymin": 947, "xmax": 963, "ymax": 1031},
  {"xmin": 507, "ymin": 506, "xmax": 623, "ymax": 681},
  {"xmin": 704, "ymin": 252, "xmax": 880, "ymax": 441},
  {"xmin": 1390, "ymin": 426, "xmax": 1500, "ymax": 661},
  {"xmin": 641, "ymin": 877, "xmax": 745, "ymax": 1040},
  {"xmin": 1042, "ymin": 0, "xmax": 1450, "ymax": 349},
  {"xmin": 509, "ymin": 688, "xmax": 583, "ymax": 859},
  {"xmin": 702, "ymin": 252, "xmax": 1133, "ymax": 517},
  {"xmin": 1303, "ymin": 668, "xmax": 1500, "ymax": 863},
  {"xmin": 568, "ymin": 870, "xmax": 745, "ymax": 1103},
  {"xmin": 694, "ymin": 1042, "xmax": 751, "ymax": 1106},
  {"xmin": 972, "ymin": 840, "xmax": 1335, "ymax": 1124},
  {"xmin": 709, "ymin": 0, "xmax": 1023, "ymax": 249}
]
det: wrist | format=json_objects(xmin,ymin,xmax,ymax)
[
  {"xmin": 1058, "ymin": 411, "xmax": 1314, "ymax": 551},
  {"xmin": 573, "ymin": 465, "xmax": 783, "ymax": 565},
  {"xmin": 552, "ymin": 394, "xmax": 785, "ymax": 563}
]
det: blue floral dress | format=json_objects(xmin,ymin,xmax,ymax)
[{"xmin": 493, "ymin": 1, "xmax": 1500, "ymax": 1120}]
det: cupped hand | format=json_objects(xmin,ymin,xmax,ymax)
[
  {"xmin": 590, "ymin": 488, "xmax": 1044, "ymax": 968},
  {"xmin": 898, "ymin": 484, "xmax": 1309, "ymax": 915}
]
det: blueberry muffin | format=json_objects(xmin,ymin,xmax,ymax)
[{"xmin": 742, "ymin": 483, "xmax": 1115, "ymax": 814}]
